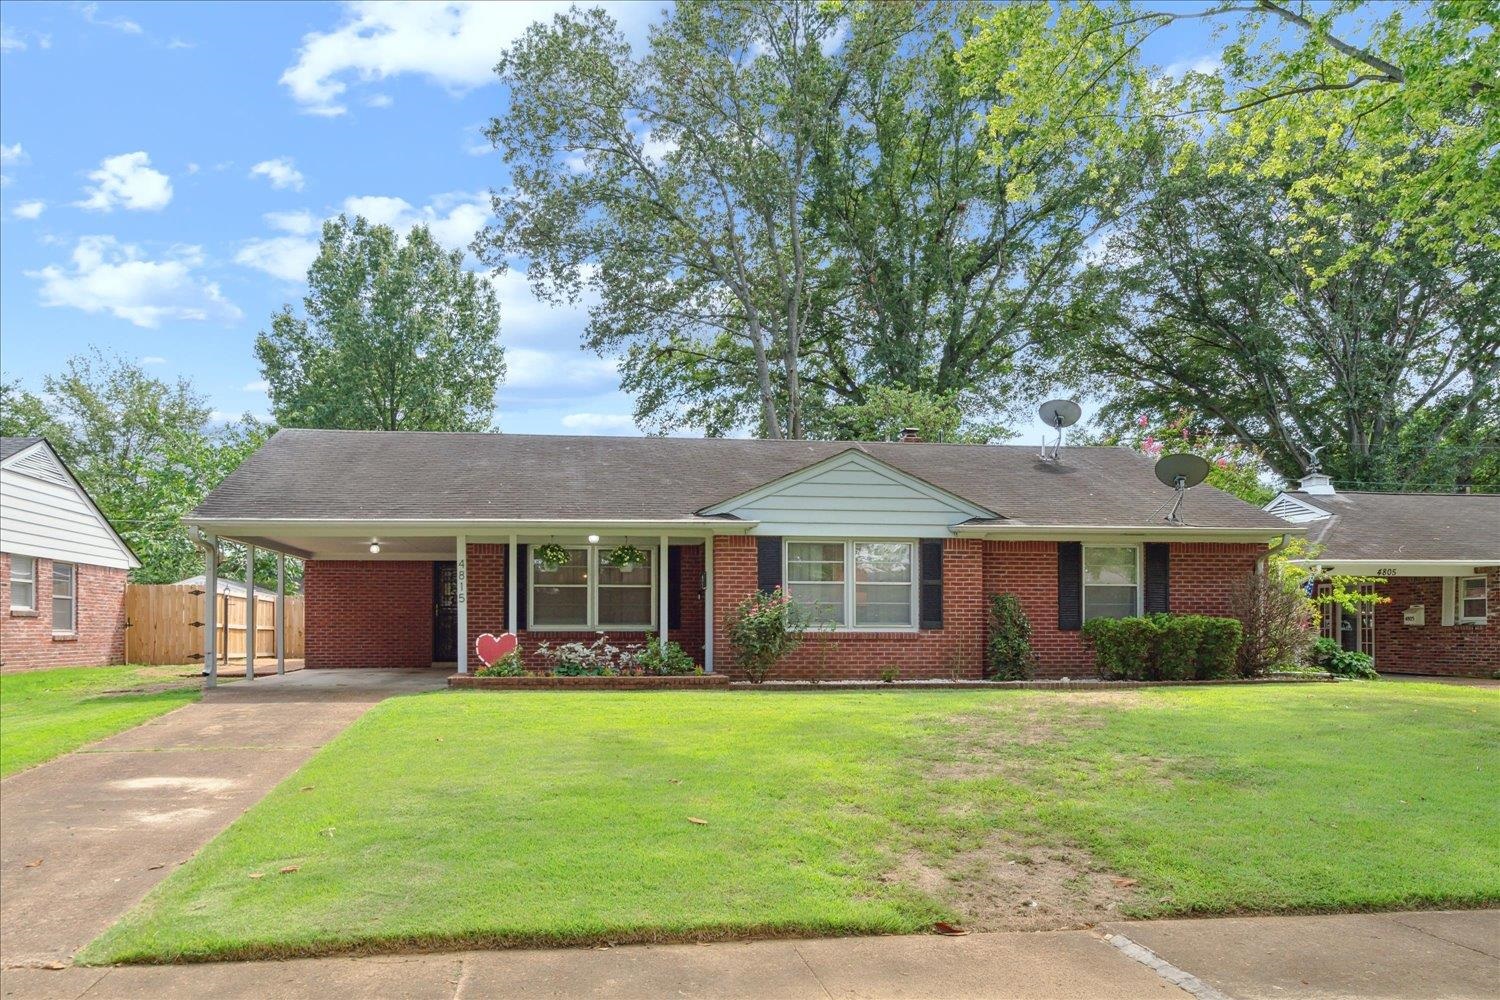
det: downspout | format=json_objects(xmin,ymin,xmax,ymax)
[{"xmin": 1257, "ymin": 533, "xmax": 1291, "ymax": 576}]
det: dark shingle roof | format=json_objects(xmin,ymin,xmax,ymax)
[
  {"xmin": 189, "ymin": 428, "xmax": 1290, "ymax": 531},
  {"xmin": 0, "ymin": 436, "xmax": 43, "ymax": 461},
  {"xmin": 1292, "ymin": 491, "xmax": 1500, "ymax": 561}
]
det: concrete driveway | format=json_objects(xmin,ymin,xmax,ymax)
[{"xmin": 0, "ymin": 669, "xmax": 449, "ymax": 970}]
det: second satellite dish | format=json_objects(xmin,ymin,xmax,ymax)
[
  {"xmin": 1037, "ymin": 398, "xmax": 1081, "ymax": 462},
  {"xmin": 1153, "ymin": 453, "xmax": 1210, "ymax": 524}
]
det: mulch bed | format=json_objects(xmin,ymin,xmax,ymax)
[
  {"xmin": 449, "ymin": 673, "xmax": 1334, "ymax": 691},
  {"xmin": 448, "ymin": 674, "xmax": 730, "ymax": 690}
]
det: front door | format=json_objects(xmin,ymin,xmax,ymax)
[{"xmin": 433, "ymin": 561, "xmax": 458, "ymax": 662}]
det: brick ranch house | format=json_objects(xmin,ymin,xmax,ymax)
[
  {"xmin": 1265, "ymin": 475, "xmax": 1498, "ymax": 677},
  {"xmin": 184, "ymin": 429, "xmax": 1300, "ymax": 682},
  {"xmin": 1, "ymin": 437, "xmax": 139, "ymax": 672}
]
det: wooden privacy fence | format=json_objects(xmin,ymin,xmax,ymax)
[{"xmin": 124, "ymin": 584, "xmax": 304, "ymax": 665}]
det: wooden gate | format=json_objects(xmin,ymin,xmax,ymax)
[{"xmin": 124, "ymin": 584, "xmax": 304, "ymax": 665}]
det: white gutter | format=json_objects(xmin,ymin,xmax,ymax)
[
  {"xmin": 951, "ymin": 524, "xmax": 1301, "ymax": 541},
  {"xmin": 185, "ymin": 517, "xmax": 760, "ymax": 537}
]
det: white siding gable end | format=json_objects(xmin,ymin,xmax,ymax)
[
  {"xmin": 1, "ymin": 441, "xmax": 139, "ymax": 569},
  {"xmin": 1263, "ymin": 492, "xmax": 1333, "ymax": 524},
  {"xmin": 701, "ymin": 449, "xmax": 993, "ymax": 538}
]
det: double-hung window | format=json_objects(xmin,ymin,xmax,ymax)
[
  {"xmin": 1459, "ymin": 576, "xmax": 1489, "ymax": 624},
  {"xmin": 1083, "ymin": 545, "xmax": 1139, "ymax": 621},
  {"xmin": 9, "ymin": 555, "xmax": 36, "ymax": 611},
  {"xmin": 52, "ymin": 562, "xmax": 76, "ymax": 634},
  {"xmin": 529, "ymin": 546, "xmax": 655, "ymax": 630},
  {"xmin": 784, "ymin": 540, "xmax": 916, "ymax": 629}
]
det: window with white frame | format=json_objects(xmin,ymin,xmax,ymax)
[
  {"xmin": 784, "ymin": 540, "xmax": 916, "ymax": 629},
  {"xmin": 9, "ymin": 555, "xmax": 36, "ymax": 611},
  {"xmin": 1459, "ymin": 576, "xmax": 1489, "ymax": 624},
  {"xmin": 52, "ymin": 562, "xmax": 76, "ymax": 634},
  {"xmin": 529, "ymin": 546, "xmax": 655, "ymax": 630},
  {"xmin": 1083, "ymin": 545, "xmax": 1139, "ymax": 621}
]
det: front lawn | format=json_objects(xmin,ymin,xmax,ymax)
[
  {"xmin": 0, "ymin": 664, "xmax": 203, "ymax": 778},
  {"xmin": 82, "ymin": 683, "xmax": 1499, "ymax": 964}
]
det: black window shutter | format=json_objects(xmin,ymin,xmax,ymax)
[
  {"xmin": 919, "ymin": 540, "xmax": 944, "ymax": 630},
  {"xmin": 514, "ymin": 544, "xmax": 528, "ymax": 631},
  {"xmin": 756, "ymin": 536, "xmax": 783, "ymax": 593},
  {"xmin": 1143, "ymin": 543, "xmax": 1171, "ymax": 614},
  {"xmin": 667, "ymin": 545, "xmax": 683, "ymax": 630},
  {"xmin": 1058, "ymin": 542, "xmax": 1083, "ymax": 631}
]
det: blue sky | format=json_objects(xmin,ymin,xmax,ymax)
[{"xmin": 0, "ymin": 1, "xmax": 1222, "ymax": 441}]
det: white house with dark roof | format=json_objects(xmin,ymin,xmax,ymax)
[
  {"xmin": 183, "ymin": 429, "xmax": 1296, "ymax": 682},
  {"xmin": 1, "ymin": 437, "xmax": 139, "ymax": 671},
  {"xmin": 1265, "ymin": 473, "xmax": 1498, "ymax": 676}
]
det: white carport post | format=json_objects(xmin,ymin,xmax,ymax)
[
  {"xmin": 507, "ymin": 534, "xmax": 518, "ymax": 634},
  {"xmin": 203, "ymin": 534, "xmax": 218, "ymax": 688},
  {"xmin": 456, "ymin": 533, "xmax": 468, "ymax": 674},
  {"xmin": 275, "ymin": 552, "xmax": 286, "ymax": 675},
  {"xmin": 704, "ymin": 536, "xmax": 714, "ymax": 673},
  {"xmin": 244, "ymin": 544, "xmax": 257, "ymax": 680},
  {"xmin": 659, "ymin": 534, "xmax": 670, "ymax": 655}
]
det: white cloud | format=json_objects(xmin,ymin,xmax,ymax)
[
  {"xmin": 264, "ymin": 209, "xmax": 319, "ymax": 235},
  {"xmin": 234, "ymin": 235, "xmax": 320, "ymax": 282},
  {"xmin": 140, "ymin": 355, "xmax": 167, "ymax": 365},
  {"xmin": 2, "ymin": 24, "xmax": 49, "ymax": 51},
  {"xmin": 11, "ymin": 199, "xmax": 44, "ymax": 219},
  {"xmin": 27, "ymin": 236, "xmax": 242, "ymax": 328},
  {"xmin": 365, "ymin": 93, "xmax": 393, "ymax": 108},
  {"xmin": 243, "ymin": 379, "xmax": 269, "ymax": 392},
  {"xmin": 1163, "ymin": 55, "xmax": 1222, "ymax": 79},
  {"xmin": 279, "ymin": 1, "xmax": 570, "ymax": 116},
  {"xmin": 340, "ymin": 191, "xmax": 488, "ymax": 252},
  {"xmin": 80, "ymin": 3, "xmax": 143, "ymax": 35},
  {"xmin": 185, "ymin": 162, "xmax": 201, "ymax": 174},
  {"xmin": 249, "ymin": 157, "xmax": 306, "ymax": 191},
  {"xmin": 76, "ymin": 151, "xmax": 173, "ymax": 211},
  {"xmin": 560, "ymin": 412, "xmax": 636, "ymax": 433},
  {"xmin": 0, "ymin": 143, "xmax": 25, "ymax": 165},
  {"xmin": 506, "ymin": 348, "xmax": 617, "ymax": 390}
]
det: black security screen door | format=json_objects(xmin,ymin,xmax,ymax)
[{"xmin": 433, "ymin": 561, "xmax": 457, "ymax": 662}]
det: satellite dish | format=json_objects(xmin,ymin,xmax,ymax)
[
  {"xmin": 1037, "ymin": 398, "xmax": 1081, "ymax": 462},
  {"xmin": 1153, "ymin": 453, "xmax": 1210, "ymax": 524},
  {"xmin": 1038, "ymin": 399, "xmax": 1082, "ymax": 430}
]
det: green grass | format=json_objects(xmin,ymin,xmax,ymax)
[
  {"xmin": 1, "ymin": 664, "xmax": 203, "ymax": 778},
  {"xmin": 81, "ymin": 683, "xmax": 1499, "ymax": 964}
]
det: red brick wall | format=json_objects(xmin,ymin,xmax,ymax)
[
  {"xmin": 713, "ymin": 537, "xmax": 1268, "ymax": 681},
  {"xmin": 463, "ymin": 542, "xmax": 706, "ymax": 671},
  {"xmin": 1372, "ymin": 570, "xmax": 1498, "ymax": 677},
  {"xmin": 304, "ymin": 560, "xmax": 433, "ymax": 668},
  {"xmin": 1, "ymin": 552, "xmax": 127, "ymax": 672}
]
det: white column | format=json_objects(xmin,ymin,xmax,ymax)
[
  {"xmin": 703, "ymin": 536, "xmax": 714, "ymax": 673},
  {"xmin": 244, "ymin": 544, "xmax": 257, "ymax": 680},
  {"xmin": 203, "ymin": 536, "xmax": 218, "ymax": 688},
  {"xmin": 507, "ymin": 534, "xmax": 518, "ymax": 634},
  {"xmin": 275, "ymin": 552, "xmax": 286, "ymax": 675},
  {"xmin": 659, "ymin": 534, "xmax": 670, "ymax": 654},
  {"xmin": 456, "ymin": 534, "xmax": 468, "ymax": 674}
]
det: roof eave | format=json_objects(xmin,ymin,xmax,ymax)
[{"xmin": 951, "ymin": 523, "xmax": 1300, "ymax": 541}]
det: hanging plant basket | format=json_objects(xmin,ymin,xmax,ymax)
[
  {"xmin": 605, "ymin": 544, "xmax": 648, "ymax": 571},
  {"xmin": 535, "ymin": 542, "xmax": 571, "ymax": 571}
]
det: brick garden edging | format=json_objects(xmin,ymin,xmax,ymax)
[{"xmin": 448, "ymin": 674, "xmax": 731, "ymax": 690}]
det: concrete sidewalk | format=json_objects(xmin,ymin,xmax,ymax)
[
  {"xmin": 2, "ymin": 910, "xmax": 1494, "ymax": 999},
  {"xmin": 0, "ymin": 669, "xmax": 448, "ymax": 969}
]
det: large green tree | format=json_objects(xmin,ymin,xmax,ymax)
[
  {"xmin": 1, "ymin": 353, "xmax": 274, "ymax": 584},
  {"xmin": 256, "ymin": 215, "xmax": 504, "ymax": 432},
  {"xmin": 1059, "ymin": 137, "xmax": 1497, "ymax": 489}
]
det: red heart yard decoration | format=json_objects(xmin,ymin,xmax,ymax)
[{"xmin": 475, "ymin": 632, "xmax": 518, "ymax": 665}]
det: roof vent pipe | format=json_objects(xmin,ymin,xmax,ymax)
[
  {"xmin": 1299, "ymin": 473, "xmax": 1336, "ymax": 495},
  {"xmin": 898, "ymin": 427, "xmax": 922, "ymax": 443}
]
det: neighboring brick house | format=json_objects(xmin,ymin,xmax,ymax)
[
  {"xmin": 1, "ymin": 437, "xmax": 139, "ymax": 672},
  {"xmin": 184, "ymin": 429, "xmax": 1293, "ymax": 681},
  {"xmin": 1265, "ymin": 476, "xmax": 1499, "ymax": 677}
]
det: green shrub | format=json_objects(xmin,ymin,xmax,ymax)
[
  {"xmin": 1308, "ymin": 637, "xmax": 1341, "ymax": 667},
  {"xmin": 1306, "ymin": 637, "xmax": 1377, "ymax": 679},
  {"xmin": 1084, "ymin": 613, "xmax": 1243, "ymax": 681},
  {"xmin": 986, "ymin": 594, "xmax": 1037, "ymax": 680},
  {"xmin": 635, "ymin": 637, "xmax": 701, "ymax": 676},
  {"xmin": 878, "ymin": 666, "xmax": 899, "ymax": 684},
  {"xmin": 475, "ymin": 650, "xmax": 524, "ymax": 677},
  {"xmin": 726, "ymin": 587, "xmax": 811, "ymax": 683}
]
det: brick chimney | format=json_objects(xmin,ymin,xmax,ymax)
[{"xmin": 898, "ymin": 427, "xmax": 922, "ymax": 443}]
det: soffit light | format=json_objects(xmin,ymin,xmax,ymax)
[
  {"xmin": 587, "ymin": 534, "xmax": 601, "ymax": 544},
  {"xmin": 369, "ymin": 540, "xmax": 381, "ymax": 554}
]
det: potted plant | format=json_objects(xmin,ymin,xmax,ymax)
[
  {"xmin": 534, "ymin": 542, "xmax": 570, "ymax": 571},
  {"xmin": 605, "ymin": 544, "xmax": 648, "ymax": 571}
]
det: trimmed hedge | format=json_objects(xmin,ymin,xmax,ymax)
[{"xmin": 1082, "ymin": 613, "xmax": 1243, "ymax": 681}]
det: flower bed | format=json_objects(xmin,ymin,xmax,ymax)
[{"xmin": 450, "ymin": 673, "xmax": 729, "ymax": 690}]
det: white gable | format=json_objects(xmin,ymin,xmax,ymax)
[
  {"xmin": 0, "ymin": 442, "xmax": 138, "ymax": 569},
  {"xmin": 1264, "ymin": 492, "xmax": 1333, "ymax": 525},
  {"xmin": 702, "ymin": 450, "xmax": 992, "ymax": 538}
]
